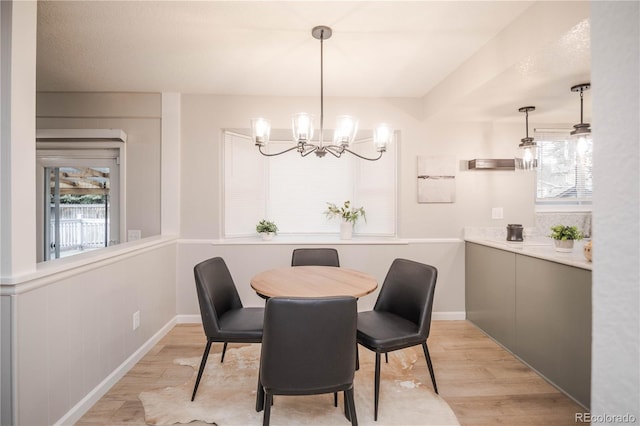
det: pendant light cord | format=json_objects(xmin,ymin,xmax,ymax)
[
  {"xmin": 319, "ymin": 28, "xmax": 325, "ymax": 147},
  {"xmin": 580, "ymin": 89, "xmax": 584, "ymax": 125}
]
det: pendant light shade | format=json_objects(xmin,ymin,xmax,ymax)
[
  {"xmin": 515, "ymin": 106, "xmax": 537, "ymax": 171},
  {"xmin": 570, "ymin": 83, "xmax": 592, "ymax": 152}
]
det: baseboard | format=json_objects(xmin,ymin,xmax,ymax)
[
  {"xmin": 176, "ymin": 312, "xmax": 465, "ymax": 323},
  {"xmin": 176, "ymin": 312, "xmax": 464, "ymax": 322},
  {"xmin": 176, "ymin": 314, "xmax": 202, "ymax": 324},
  {"xmin": 432, "ymin": 311, "xmax": 466, "ymax": 320},
  {"xmin": 54, "ymin": 317, "xmax": 177, "ymax": 426}
]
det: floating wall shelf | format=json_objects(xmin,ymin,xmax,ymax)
[{"xmin": 468, "ymin": 159, "xmax": 515, "ymax": 170}]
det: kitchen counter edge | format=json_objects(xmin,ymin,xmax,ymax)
[{"xmin": 464, "ymin": 238, "xmax": 592, "ymax": 271}]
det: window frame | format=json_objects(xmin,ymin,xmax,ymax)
[
  {"xmin": 36, "ymin": 140, "xmax": 126, "ymax": 262},
  {"xmin": 534, "ymin": 128, "xmax": 593, "ymax": 211}
]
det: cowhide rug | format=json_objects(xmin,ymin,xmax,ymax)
[{"xmin": 139, "ymin": 345, "xmax": 460, "ymax": 425}]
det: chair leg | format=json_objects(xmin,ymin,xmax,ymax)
[
  {"xmin": 385, "ymin": 352, "xmax": 388, "ymax": 363},
  {"xmin": 374, "ymin": 352, "xmax": 381, "ymax": 421},
  {"xmin": 256, "ymin": 378, "xmax": 265, "ymax": 412},
  {"xmin": 346, "ymin": 388, "xmax": 358, "ymax": 426},
  {"xmin": 422, "ymin": 342, "xmax": 438, "ymax": 394},
  {"xmin": 344, "ymin": 391, "xmax": 349, "ymax": 420},
  {"xmin": 221, "ymin": 341, "xmax": 228, "ymax": 363},
  {"xmin": 263, "ymin": 393, "xmax": 273, "ymax": 426},
  {"xmin": 355, "ymin": 344, "xmax": 360, "ymax": 371},
  {"xmin": 191, "ymin": 340, "xmax": 212, "ymax": 401},
  {"xmin": 334, "ymin": 392, "xmax": 338, "ymax": 407}
]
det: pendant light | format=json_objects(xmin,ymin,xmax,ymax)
[
  {"xmin": 515, "ymin": 106, "xmax": 537, "ymax": 171},
  {"xmin": 570, "ymin": 83, "xmax": 591, "ymax": 156}
]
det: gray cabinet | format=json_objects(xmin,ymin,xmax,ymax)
[
  {"xmin": 465, "ymin": 242, "xmax": 592, "ymax": 408},
  {"xmin": 465, "ymin": 242, "xmax": 516, "ymax": 351}
]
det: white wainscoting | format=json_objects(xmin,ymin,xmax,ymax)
[
  {"xmin": 3, "ymin": 240, "xmax": 177, "ymax": 426},
  {"xmin": 176, "ymin": 238, "xmax": 466, "ymax": 316}
]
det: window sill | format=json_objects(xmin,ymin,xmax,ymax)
[
  {"xmin": 1, "ymin": 235, "xmax": 178, "ymax": 289},
  {"xmin": 211, "ymin": 235, "xmax": 407, "ymax": 245}
]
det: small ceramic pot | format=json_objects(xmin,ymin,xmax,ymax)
[
  {"xmin": 553, "ymin": 239, "xmax": 574, "ymax": 252},
  {"xmin": 260, "ymin": 232, "xmax": 274, "ymax": 241}
]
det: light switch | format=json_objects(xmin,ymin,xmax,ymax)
[{"xmin": 491, "ymin": 207, "xmax": 504, "ymax": 220}]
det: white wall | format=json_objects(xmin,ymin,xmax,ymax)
[
  {"xmin": 175, "ymin": 94, "xmax": 546, "ymax": 320},
  {"xmin": 590, "ymin": 0, "xmax": 639, "ymax": 419},
  {"xmin": 1, "ymin": 3, "xmax": 37, "ymax": 424},
  {"xmin": 180, "ymin": 95, "xmax": 540, "ymax": 241},
  {"xmin": 0, "ymin": 0, "xmax": 37, "ymax": 278}
]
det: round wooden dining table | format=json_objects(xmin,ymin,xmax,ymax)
[{"xmin": 250, "ymin": 266, "xmax": 378, "ymax": 299}]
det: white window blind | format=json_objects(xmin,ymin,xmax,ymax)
[
  {"xmin": 223, "ymin": 131, "xmax": 397, "ymax": 237},
  {"xmin": 535, "ymin": 129, "xmax": 593, "ymax": 204},
  {"xmin": 224, "ymin": 132, "xmax": 266, "ymax": 236}
]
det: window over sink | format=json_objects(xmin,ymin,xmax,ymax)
[{"xmin": 534, "ymin": 129, "xmax": 592, "ymax": 209}]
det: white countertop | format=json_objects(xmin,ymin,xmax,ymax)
[{"xmin": 464, "ymin": 228, "xmax": 592, "ymax": 271}]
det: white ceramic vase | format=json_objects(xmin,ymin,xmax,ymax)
[
  {"xmin": 340, "ymin": 221, "xmax": 353, "ymax": 240},
  {"xmin": 553, "ymin": 239, "xmax": 574, "ymax": 252},
  {"xmin": 261, "ymin": 232, "xmax": 274, "ymax": 241}
]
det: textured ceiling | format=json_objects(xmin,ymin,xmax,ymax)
[{"xmin": 36, "ymin": 1, "xmax": 591, "ymax": 122}]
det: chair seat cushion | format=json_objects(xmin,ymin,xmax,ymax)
[
  {"xmin": 357, "ymin": 310, "xmax": 423, "ymax": 352},
  {"xmin": 217, "ymin": 307, "xmax": 264, "ymax": 341}
]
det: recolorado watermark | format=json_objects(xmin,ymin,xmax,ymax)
[{"xmin": 576, "ymin": 412, "xmax": 637, "ymax": 423}]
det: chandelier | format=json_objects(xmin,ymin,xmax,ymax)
[
  {"xmin": 250, "ymin": 26, "xmax": 393, "ymax": 161},
  {"xmin": 515, "ymin": 106, "xmax": 537, "ymax": 171}
]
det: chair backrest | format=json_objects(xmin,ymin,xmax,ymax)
[
  {"xmin": 193, "ymin": 257, "xmax": 244, "ymax": 338},
  {"xmin": 291, "ymin": 248, "xmax": 340, "ymax": 267},
  {"xmin": 260, "ymin": 296, "xmax": 357, "ymax": 394},
  {"xmin": 373, "ymin": 258, "xmax": 438, "ymax": 338}
]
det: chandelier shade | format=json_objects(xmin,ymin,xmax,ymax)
[
  {"xmin": 333, "ymin": 115, "xmax": 359, "ymax": 147},
  {"xmin": 515, "ymin": 106, "xmax": 537, "ymax": 171},
  {"xmin": 251, "ymin": 118, "xmax": 271, "ymax": 147},
  {"xmin": 292, "ymin": 113, "xmax": 314, "ymax": 144},
  {"xmin": 251, "ymin": 26, "xmax": 391, "ymax": 161}
]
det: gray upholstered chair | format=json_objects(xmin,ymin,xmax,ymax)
[
  {"xmin": 291, "ymin": 248, "xmax": 340, "ymax": 267},
  {"xmin": 356, "ymin": 258, "xmax": 438, "ymax": 421},
  {"xmin": 192, "ymin": 257, "xmax": 264, "ymax": 401},
  {"xmin": 256, "ymin": 296, "xmax": 358, "ymax": 426}
]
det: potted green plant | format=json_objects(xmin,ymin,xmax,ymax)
[
  {"xmin": 324, "ymin": 201, "xmax": 366, "ymax": 239},
  {"xmin": 549, "ymin": 225, "xmax": 583, "ymax": 252},
  {"xmin": 256, "ymin": 219, "xmax": 278, "ymax": 240}
]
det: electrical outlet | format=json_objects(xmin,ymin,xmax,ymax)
[
  {"xmin": 128, "ymin": 229, "xmax": 142, "ymax": 241},
  {"xmin": 133, "ymin": 311, "xmax": 140, "ymax": 330},
  {"xmin": 491, "ymin": 207, "xmax": 504, "ymax": 220}
]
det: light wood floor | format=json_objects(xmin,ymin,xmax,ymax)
[{"xmin": 77, "ymin": 321, "xmax": 587, "ymax": 425}]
